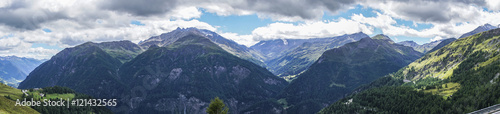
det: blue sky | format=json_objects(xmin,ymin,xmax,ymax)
[
  {"xmin": 173, "ymin": 4, "xmax": 485, "ymax": 45},
  {"xmin": 0, "ymin": 0, "xmax": 499, "ymax": 59},
  {"xmin": 123, "ymin": 6, "xmax": 438, "ymax": 46}
]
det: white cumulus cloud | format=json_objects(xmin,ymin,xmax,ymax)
[{"xmin": 251, "ymin": 19, "xmax": 373, "ymax": 41}]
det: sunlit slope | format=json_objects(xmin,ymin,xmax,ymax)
[
  {"xmin": 0, "ymin": 83, "xmax": 39, "ymax": 114},
  {"xmin": 396, "ymin": 29, "xmax": 500, "ymax": 80},
  {"xmin": 320, "ymin": 28, "xmax": 500, "ymax": 114}
]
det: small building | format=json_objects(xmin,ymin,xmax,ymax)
[{"xmin": 22, "ymin": 90, "xmax": 29, "ymax": 96}]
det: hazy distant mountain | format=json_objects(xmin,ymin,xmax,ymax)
[
  {"xmin": 139, "ymin": 27, "xmax": 265, "ymax": 67},
  {"xmin": 397, "ymin": 40, "xmax": 445, "ymax": 53},
  {"xmin": 427, "ymin": 38, "xmax": 456, "ymax": 53},
  {"xmin": 459, "ymin": 24, "xmax": 498, "ymax": 39},
  {"xmin": 279, "ymin": 34, "xmax": 423, "ymax": 113},
  {"xmin": 251, "ymin": 33, "xmax": 369, "ymax": 77},
  {"xmin": 0, "ymin": 56, "xmax": 44, "ymax": 87},
  {"xmin": 321, "ymin": 28, "xmax": 500, "ymax": 113},
  {"xmin": 251, "ymin": 39, "xmax": 316, "ymax": 61},
  {"xmin": 397, "ymin": 41, "xmax": 419, "ymax": 48}
]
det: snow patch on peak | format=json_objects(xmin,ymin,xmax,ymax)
[
  {"xmin": 200, "ymin": 30, "xmax": 212, "ymax": 36},
  {"xmin": 482, "ymin": 23, "xmax": 497, "ymax": 30}
]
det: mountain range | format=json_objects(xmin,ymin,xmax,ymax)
[
  {"xmin": 139, "ymin": 27, "xmax": 266, "ymax": 67},
  {"xmin": 121, "ymin": 34, "xmax": 287, "ymax": 113},
  {"xmin": 19, "ymin": 32, "xmax": 288, "ymax": 113},
  {"xmin": 320, "ymin": 28, "xmax": 500, "ymax": 113},
  {"xmin": 459, "ymin": 23, "xmax": 498, "ymax": 38},
  {"xmin": 18, "ymin": 41, "xmax": 141, "ymax": 99},
  {"xmin": 0, "ymin": 56, "xmax": 45, "ymax": 87},
  {"xmin": 397, "ymin": 24, "xmax": 497, "ymax": 54},
  {"xmin": 397, "ymin": 39, "xmax": 448, "ymax": 53},
  {"xmin": 277, "ymin": 34, "xmax": 423, "ymax": 113},
  {"xmin": 9, "ymin": 23, "xmax": 500, "ymax": 114},
  {"xmin": 251, "ymin": 32, "xmax": 369, "ymax": 78}
]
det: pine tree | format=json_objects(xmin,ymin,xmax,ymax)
[{"xmin": 206, "ymin": 97, "xmax": 229, "ymax": 114}]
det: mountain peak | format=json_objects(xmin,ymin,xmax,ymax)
[
  {"xmin": 372, "ymin": 34, "xmax": 394, "ymax": 43},
  {"xmin": 459, "ymin": 23, "xmax": 499, "ymax": 38},
  {"xmin": 173, "ymin": 33, "xmax": 212, "ymax": 44},
  {"xmin": 81, "ymin": 41, "xmax": 95, "ymax": 45},
  {"xmin": 138, "ymin": 27, "xmax": 207, "ymax": 48},
  {"xmin": 138, "ymin": 27, "xmax": 266, "ymax": 66},
  {"xmin": 397, "ymin": 40, "xmax": 420, "ymax": 48},
  {"xmin": 279, "ymin": 32, "xmax": 423, "ymax": 113},
  {"xmin": 174, "ymin": 27, "xmax": 201, "ymax": 32},
  {"xmin": 355, "ymin": 31, "xmax": 366, "ymax": 35},
  {"xmin": 164, "ymin": 33, "xmax": 227, "ymax": 54},
  {"xmin": 166, "ymin": 27, "xmax": 203, "ymax": 37},
  {"xmin": 73, "ymin": 42, "xmax": 98, "ymax": 49},
  {"xmin": 398, "ymin": 40, "xmax": 418, "ymax": 44},
  {"xmin": 117, "ymin": 30, "xmax": 287, "ymax": 114},
  {"xmin": 480, "ymin": 23, "xmax": 497, "ymax": 30},
  {"xmin": 0, "ymin": 55, "xmax": 23, "ymax": 59},
  {"xmin": 372, "ymin": 34, "xmax": 390, "ymax": 39}
]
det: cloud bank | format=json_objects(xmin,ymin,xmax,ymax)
[{"xmin": 0, "ymin": 0, "xmax": 499, "ymax": 59}]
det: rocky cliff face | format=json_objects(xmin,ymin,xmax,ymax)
[{"xmin": 119, "ymin": 34, "xmax": 287, "ymax": 113}]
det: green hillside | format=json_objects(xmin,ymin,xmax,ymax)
[
  {"xmin": 1, "ymin": 84, "xmax": 111, "ymax": 114},
  {"xmin": 0, "ymin": 96, "xmax": 40, "ymax": 114},
  {"xmin": 0, "ymin": 83, "xmax": 39, "ymax": 114},
  {"xmin": 320, "ymin": 28, "xmax": 500, "ymax": 113},
  {"xmin": 396, "ymin": 29, "xmax": 499, "ymax": 81},
  {"xmin": 18, "ymin": 41, "xmax": 130, "ymax": 99}
]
